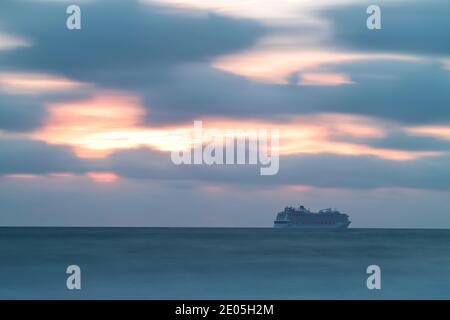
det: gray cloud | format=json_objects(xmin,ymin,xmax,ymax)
[
  {"xmin": 0, "ymin": 0, "xmax": 449, "ymax": 198},
  {"xmin": 0, "ymin": 0, "xmax": 266, "ymax": 131},
  {"xmin": 356, "ymin": 130, "xmax": 450, "ymax": 152},
  {"xmin": 104, "ymin": 147, "xmax": 450, "ymax": 191},
  {"xmin": 2, "ymin": 135, "xmax": 449, "ymax": 191},
  {"xmin": 137, "ymin": 60, "xmax": 450, "ymax": 125},
  {"xmin": 322, "ymin": 0, "xmax": 450, "ymax": 56},
  {"xmin": 2, "ymin": 1, "xmax": 448, "ymax": 127},
  {"xmin": 0, "ymin": 94, "xmax": 46, "ymax": 131},
  {"xmin": 0, "ymin": 0, "xmax": 264, "ymax": 80},
  {"xmin": 279, "ymin": 153, "xmax": 450, "ymax": 190},
  {"xmin": 0, "ymin": 138, "xmax": 86, "ymax": 175}
]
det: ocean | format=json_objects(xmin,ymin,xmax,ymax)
[{"xmin": 0, "ymin": 227, "xmax": 449, "ymax": 299}]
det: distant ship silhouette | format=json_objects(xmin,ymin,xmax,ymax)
[{"xmin": 274, "ymin": 205, "xmax": 351, "ymax": 229}]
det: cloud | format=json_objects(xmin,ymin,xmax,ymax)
[
  {"xmin": 0, "ymin": 0, "xmax": 264, "ymax": 81},
  {"xmin": 0, "ymin": 88, "xmax": 95, "ymax": 133},
  {"xmin": 31, "ymin": 94, "xmax": 149, "ymax": 157},
  {"xmin": 0, "ymin": 72, "xmax": 87, "ymax": 94},
  {"xmin": 359, "ymin": 130, "xmax": 450, "ymax": 152},
  {"xmin": 136, "ymin": 60, "xmax": 450, "ymax": 125},
  {"xmin": 2, "ymin": 0, "xmax": 448, "ymax": 127},
  {"xmin": 103, "ymin": 147, "xmax": 450, "ymax": 191},
  {"xmin": 30, "ymin": 96, "xmax": 442, "ymax": 162},
  {"xmin": 0, "ymin": 32, "xmax": 31, "ymax": 51},
  {"xmin": 0, "ymin": 94, "xmax": 46, "ymax": 131},
  {"xmin": 297, "ymin": 72, "xmax": 353, "ymax": 86},
  {"xmin": 212, "ymin": 49, "xmax": 417, "ymax": 85},
  {"xmin": 323, "ymin": 0, "xmax": 450, "ymax": 56},
  {"xmin": 407, "ymin": 125, "xmax": 450, "ymax": 140},
  {"xmin": 0, "ymin": 137, "xmax": 86, "ymax": 175},
  {"xmin": 278, "ymin": 153, "xmax": 450, "ymax": 190}
]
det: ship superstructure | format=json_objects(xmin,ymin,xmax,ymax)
[{"xmin": 274, "ymin": 205, "xmax": 351, "ymax": 229}]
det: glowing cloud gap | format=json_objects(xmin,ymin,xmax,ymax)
[
  {"xmin": 299, "ymin": 72, "xmax": 353, "ymax": 86},
  {"xmin": 213, "ymin": 50, "xmax": 421, "ymax": 84},
  {"xmin": 144, "ymin": 0, "xmax": 360, "ymax": 21},
  {"xmin": 0, "ymin": 72, "xmax": 87, "ymax": 94},
  {"xmin": 407, "ymin": 126, "xmax": 450, "ymax": 140},
  {"xmin": 86, "ymin": 172, "xmax": 119, "ymax": 183},
  {"xmin": 29, "ymin": 94, "xmax": 442, "ymax": 161}
]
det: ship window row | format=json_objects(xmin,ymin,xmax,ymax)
[{"xmin": 300, "ymin": 221, "xmax": 337, "ymax": 224}]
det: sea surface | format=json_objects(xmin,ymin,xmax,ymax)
[{"xmin": 0, "ymin": 227, "xmax": 449, "ymax": 299}]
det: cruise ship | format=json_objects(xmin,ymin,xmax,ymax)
[{"xmin": 274, "ymin": 205, "xmax": 351, "ymax": 229}]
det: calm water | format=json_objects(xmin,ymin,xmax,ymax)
[{"xmin": 0, "ymin": 227, "xmax": 449, "ymax": 299}]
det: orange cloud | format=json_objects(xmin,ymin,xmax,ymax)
[
  {"xmin": 31, "ymin": 94, "xmax": 197, "ymax": 157},
  {"xmin": 28, "ymin": 94, "xmax": 442, "ymax": 161},
  {"xmin": 299, "ymin": 72, "xmax": 353, "ymax": 86},
  {"xmin": 281, "ymin": 185, "xmax": 313, "ymax": 192},
  {"xmin": 33, "ymin": 95, "xmax": 149, "ymax": 157},
  {"xmin": 86, "ymin": 172, "xmax": 119, "ymax": 183}
]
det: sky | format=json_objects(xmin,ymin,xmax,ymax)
[{"xmin": 0, "ymin": 0, "xmax": 449, "ymax": 228}]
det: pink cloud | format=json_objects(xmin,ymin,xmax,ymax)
[
  {"xmin": 299, "ymin": 72, "xmax": 353, "ymax": 86},
  {"xmin": 0, "ymin": 72, "xmax": 87, "ymax": 94}
]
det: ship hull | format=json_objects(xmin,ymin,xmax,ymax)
[{"xmin": 273, "ymin": 221, "xmax": 350, "ymax": 230}]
